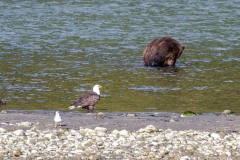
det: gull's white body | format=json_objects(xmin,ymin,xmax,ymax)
[{"xmin": 54, "ymin": 111, "xmax": 62, "ymax": 127}]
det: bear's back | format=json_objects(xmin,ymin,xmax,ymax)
[{"xmin": 143, "ymin": 37, "xmax": 185, "ymax": 67}]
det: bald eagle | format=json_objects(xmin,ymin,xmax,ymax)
[{"xmin": 69, "ymin": 84, "xmax": 102, "ymax": 112}]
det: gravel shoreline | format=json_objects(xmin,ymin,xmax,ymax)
[
  {"xmin": 0, "ymin": 125, "xmax": 240, "ymax": 159},
  {"xmin": 0, "ymin": 110, "xmax": 240, "ymax": 159}
]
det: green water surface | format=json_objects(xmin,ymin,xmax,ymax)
[{"xmin": 0, "ymin": 1, "xmax": 239, "ymax": 112}]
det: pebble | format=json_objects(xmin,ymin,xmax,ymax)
[
  {"xmin": 97, "ymin": 112, "xmax": 106, "ymax": 119},
  {"xmin": 13, "ymin": 148, "xmax": 22, "ymax": 157},
  {"xmin": 0, "ymin": 127, "xmax": 7, "ymax": 133},
  {"xmin": 180, "ymin": 156, "xmax": 191, "ymax": 160},
  {"xmin": 138, "ymin": 124, "xmax": 157, "ymax": 133},
  {"xmin": 17, "ymin": 121, "xmax": 32, "ymax": 127},
  {"xmin": 126, "ymin": 113, "xmax": 136, "ymax": 117},
  {"xmin": 222, "ymin": 110, "xmax": 231, "ymax": 114},
  {"xmin": 94, "ymin": 127, "xmax": 108, "ymax": 133},
  {"xmin": 13, "ymin": 129, "xmax": 25, "ymax": 136},
  {"xmin": 0, "ymin": 124, "xmax": 239, "ymax": 159},
  {"xmin": 1, "ymin": 110, "xmax": 7, "ymax": 113},
  {"xmin": 211, "ymin": 133, "xmax": 221, "ymax": 139},
  {"xmin": 119, "ymin": 130, "xmax": 129, "ymax": 137}
]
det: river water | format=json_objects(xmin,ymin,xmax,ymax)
[{"xmin": 0, "ymin": 1, "xmax": 239, "ymax": 113}]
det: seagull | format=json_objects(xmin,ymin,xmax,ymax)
[{"xmin": 54, "ymin": 111, "xmax": 62, "ymax": 127}]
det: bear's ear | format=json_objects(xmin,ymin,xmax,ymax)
[{"xmin": 182, "ymin": 45, "xmax": 185, "ymax": 50}]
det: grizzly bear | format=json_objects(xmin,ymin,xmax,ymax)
[{"xmin": 143, "ymin": 37, "xmax": 185, "ymax": 67}]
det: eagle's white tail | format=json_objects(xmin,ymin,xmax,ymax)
[{"xmin": 69, "ymin": 106, "xmax": 76, "ymax": 110}]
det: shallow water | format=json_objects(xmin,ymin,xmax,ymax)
[{"xmin": 0, "ymin": 0, "xmax": 239, "ymax": 113}]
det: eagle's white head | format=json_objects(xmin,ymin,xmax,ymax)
[{"xmin": 93, "ymin": 84, "xmax": 102, "ymax": 95}]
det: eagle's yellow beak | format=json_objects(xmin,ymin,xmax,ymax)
[{"xmin": 99, "ymin": 85, "xmax": 103, "ymax": 89}]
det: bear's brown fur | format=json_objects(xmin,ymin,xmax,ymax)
[{"xmin": 143, "ymin": 37, "xmax": 185, "ymax": 67}]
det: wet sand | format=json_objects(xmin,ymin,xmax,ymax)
[{"xmin": 0, "ymin": 110, "xmax": 240, "ymax": 132}]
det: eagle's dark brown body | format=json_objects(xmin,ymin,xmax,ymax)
[
  {"xmin": 70, "ymin": 91, "xmax": 100, "ymax": 112},
  {"xmin": 0, "ymin": 100, "xmax": 6, "ymax": 105}
]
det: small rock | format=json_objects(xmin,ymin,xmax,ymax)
[
  {"xmin": 35, "ymin": 122, "xmax": 40, "ymax": 126},
  {"xmin": 126, "ymin": 113, "xmax": 136, "ymax": 117},
  {"xmin": 97, "ymin": 112, "xmax": 106, "ymax": 118},
  {"xmin": 0, "ymin": 128, "xmax": 7, "ymax": 133},
  {"xmin": 69, "ymin": 129, "xmax": 78, "ymax": 136},
  {"xmin": 139, "ymin": 125, "xmax": 157, "ymax": 133},
  {"xmin": 81, "ymin": 140, "xmax": 94, "ymax": 147},
  {"xmin": 1, "ymin": 110, "xmax": 7, "ymax": 114},
  {"xmin": 13, "ymin": 129, "xmax": 25, "ymax": 136},
  {"xmin": 98, "ymin": 112, "xmax": 104, "ymax": 115},
  {"xmin": 111, "ymin": 130, "xmax": 119, "ymax": 136},
  {"xmin": 31, "ymin": 150, "xmax": 38, "ymax": 154},
  {"xmin": 169, "ymin": 119, "xmax": 176, "ymax": 122},
  {"xmin": 218, "ymin": 131, "xmax": 227, "ymax": 139},
  {"xmin": 71, "ymin": 150, "xmax": 83, "ymax": 154},
  {"xmin": 119, "ymin": 130, "xmax": 129, "ymax": 137},
  {"xmin": 27, "ymin": 138, "xmax": 36, "ymax": 145},
  {"xmin": 17, "ymin": 122, "xmax": 32, "ymax": 127},
  {"xmin": 180, "ymin": 156, "xmax": 191, "ymax": 160},
  {"xmin": 13, "ymin": 148, "xmax": 22, "ymax": 157},
  {"xmin": 97, "ymin": 131, "xmax": 106, "ymax": 137},
  {"xmin": 146, "ymin": 125, "xmax": 158, "ymax": 132},
  {"xmin": 115, "ymin": 149, "xmax": 124, "ymax": 154},
  {"xmin": 165, "ymin": 132, "xmax": 176, "ymax": 140},
  {"xmin": 94, "ymin": 127, "xmax": 108, "ymax": 133},
  {"xmin": 225, "ymin": 151, "xmax": 231, "ymax": 157},
  {"xmin": 44, "ymin": 133, "xmax": 53, "ymax": 140},
  {"xmin": 210, "ymin": 133, "xmax": 220, "ymax": 139},
  {"xmin": 222, "ymin": 110, "xmax": 231, "ymax": 114}
]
